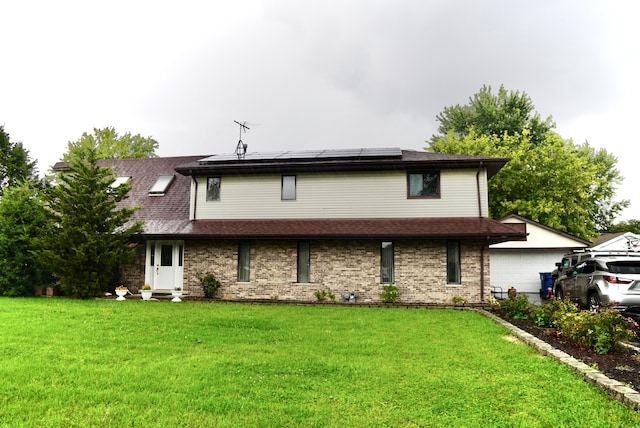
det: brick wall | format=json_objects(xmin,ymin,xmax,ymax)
[
  {"xmin": 182, "ymin": 238, "xmax": 490, "ymax": 304},
  {"xmin": 119, "ymin": 243, "xmax": 146, "ymax": 291}
]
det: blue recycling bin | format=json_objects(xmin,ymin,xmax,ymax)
[{"xmin": 539, "ymin": 272, "xmax": 553, "ymax": 299}]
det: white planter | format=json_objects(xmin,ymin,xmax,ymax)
[
  {"xmin": 115, "ymin": 289, "xmax": 128, "ymax": 301},
  {"xmin": 141, "ymin": 289, "xmax": 153, "ymax": 301},
  {"xmin": 171, "ymin": 290, "xmax": 183, "ymax": 302}
]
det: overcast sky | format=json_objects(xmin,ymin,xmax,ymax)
[{"xmin": 2, "ymin": 0, "xmax": 639, "ymax": 220}]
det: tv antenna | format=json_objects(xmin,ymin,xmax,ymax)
[{"xmin": 234, "ymin": 120, "xmax": 249, "ymax": 159}]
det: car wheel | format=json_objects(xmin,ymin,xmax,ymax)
[
  {"xmin": 588, "ymin": 292, "xmax": 601, "ymax": 310},
  {"xmin": 554, "ymin": 285, "xmax": 564, "ymax": 299}
]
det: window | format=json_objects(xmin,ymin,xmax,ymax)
[
  {"xmin": 408, "ymin": 172, "xmax": 440, "ymax": 198},
  {"xmin": 206, "ymin": 177, "xmax": 221, "ymax": 201},
  {"xmin": 111, "ymin": 176, "xmax": 131, "ymax": 188},
  {"xmin": 381, "ymin": 241, "xmax": 394, "ymax": 284},
  {"xmin": 149, "ymin": 175, "xmax": 175, "ymax": 195},
  {"xmin": 282, "ymin": 175, "xmax": 296, "ymax": 200},
  {"xmin": 160, "ymin": 244, "xmax": 173, "ymax": 266},
  {"xmin": 447, "ymin": 241, "xmax": 461, "ymax": 284},
  {"xmin": 297, "ymin": 241, "xmax": 310, "ymax": 283},
  {"xmin": 238, "ymin": 241, "xmax": 251, "ymax": 282}
]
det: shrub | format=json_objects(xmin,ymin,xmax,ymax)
[
  {"xmin": 196, "ymin": 272, "xmax": 221, "ymax": 298},
  {"xmin": 555, "ymin": 308, "xmax": 637, "ymax": 354},
  {"xmin": 528, "ymin": 297, "xmax": 578, "ymax": 328},
  {"xmin": 498, "ymin": 293, "xmax": 530, "ymax": 319},
  {"xmin": 379, "ymin": 284, "xmax": 400, "ymax": 303},
  {"xmin": 313, "ymin": 288, "xmax": 336, "ymax": 302}
]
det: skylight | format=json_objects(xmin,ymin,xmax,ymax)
[
  {"xmin": 149, "ymin": 175, "xmax": 175, "ymax": 195},
  {"xmin": 111, "ymin": 176, "xmax": 131, "ymax": 188}
]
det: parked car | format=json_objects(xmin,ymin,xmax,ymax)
[{"xmin": 554, "ymin": 255, "xmax": 640, "ymax": 313}]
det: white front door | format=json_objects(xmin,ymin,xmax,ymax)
[{"xmin": 146, "ymin": 241, "xmax": 184, "ymax": 291}]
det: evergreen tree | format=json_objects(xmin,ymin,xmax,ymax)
[
  {"xmin": 0, "ymin": 181, "xmax": 53, "ymax": 296},
  {"xmin": 39, "ymin": 148, "xmax": 143, "ymax": 298},
  {"xmin": 0, "ymin": 125, "xmax": 37, "ymax": 192}
]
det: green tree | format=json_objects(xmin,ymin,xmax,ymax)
[
  {"xmin": 606, "ymin": 220, "xmax": 640, "ymax": 234},
  {"xmin": 0, "ymin": 125, "xmax": 37, "ymax": 192},
  {"xmin": 39, "ymin": 147, "xmax": 143, "ymax": 298},
  {"xmin": 0, "ymin": 181, "xmax": 53, "ymax": 296},
  {"xmin": 429, "ymin": 85, "xmax": 627, "ymax": 240},
  {"xmin": 62, "ymin": 126, "xmax": 158, "ymax": 161},
  {"xmin": 431, "ymin": 84, "xmax": 555, "ymax": 146}
]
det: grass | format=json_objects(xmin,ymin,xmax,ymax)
[{"xmin": 0, "ymin": 299, "xmax": 639, "ymax": 427}]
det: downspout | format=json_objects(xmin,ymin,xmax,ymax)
[
  {"xmin": 476, "ymin": 162, "xmax": 485, "ymax": 301},
  {"xmin": 191, "ymin": 174, "xmax": 198, "ymax": 221}
]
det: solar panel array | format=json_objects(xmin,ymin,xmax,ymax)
[{"xmin": 199, "ymin": 147, "xmax": 402, "ymax": 163}]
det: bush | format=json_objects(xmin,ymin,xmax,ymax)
[
  {"xmin": 379, "ymin": 284, "xmax": 400, "ymax": 303},
  {"xmin": 498, "ymin": 293, "xmax": 530, "ymax": 319},
  {"xmin": 528, "ymin": 297, "xmax": 578, "ymax": 328},
  {"xmin": 313, "ymin": 288, "xmax": 336, "ymax": 302},
  {"xmin": 196, "ymin": 272, "xmax": 221, "ymax": 298},
  {"xmin": 555, "ymin": 308, "xmax": 637, "ymax": 354}
]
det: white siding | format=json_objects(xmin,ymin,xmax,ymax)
[{"xmin": 193, "ymin": 169, "xmax": 488, "ymax": 219}]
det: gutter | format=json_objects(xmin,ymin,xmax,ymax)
[
  {"xmin": 191, "ymin": 174, "xmax": 197, "ymax": 221},
  {"xmin": 476, "ymin": 161, "xmax": 483, "ymax": 217}
]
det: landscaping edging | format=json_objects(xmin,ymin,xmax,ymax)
[{"xmin": 477, "ymin": 309, "xmax": 640, "ymax": 410}]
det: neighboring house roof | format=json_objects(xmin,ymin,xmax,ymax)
[
  {"xmin": 590, "ymin": 232, "xmax": 640, "ymax": 252},
  {"xmin": 490, "ymin": 214, "xmax": 591, "ymax": 249},
  {"xmin": 175, "ymin": 148, "xmax": 509, "ymax": 179}
]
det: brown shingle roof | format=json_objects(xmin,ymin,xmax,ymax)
[{"xmin": 156, "ymin": 217, "xmax": 525, "ymax": 244}]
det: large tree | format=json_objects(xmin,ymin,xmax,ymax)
[
  {"xmin": 0, "ymin": 125, "xmax": 37, "ymax": 192},
  {"xmin": 0, "ymin": 181, "xmax": 53, "ymax": 296},
  {"xmin": 39, "ymin": 147, "xmax": 143, "ymax": 298},
  {"xmin": 431, "ymin": 84, "xmax": 555, "ymax": 147},
  {"xmin": 428, "ymin": 85, "xmax": 627, "ymax": 240},
  {"xmin": 62, "ymin": 126, "xmax": 158, "ymax": 161}
]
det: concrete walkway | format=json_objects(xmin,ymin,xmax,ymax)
[{"xmin": 478, "ymin": 309, "xmax": 640, "ymax": 410}]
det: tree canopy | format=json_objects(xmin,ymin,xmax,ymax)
[
  {"xmin": 0, "ymin": 125, "xmax": 37, "ymax": 192},
  {"xmin": 428, "ymin": 85, "xmax": 627, "ymax": 240},
  {"xmin": 63, "ymin": 126, "xmax": 158, "ymax": 161},
  {"xmin": 39, "ymin": 147, "xmax": 143, "ymax": 298}
]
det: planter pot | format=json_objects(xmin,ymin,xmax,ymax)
[
  {"xmin": 171, "ymin": 290, "xmax": 183, "ymax": 302},
  {"xmin": 141, "ymin": 289, "xmax": 153, "ymax": 301},
  {"xmin": 115, "ymin": 289, "xmax": 128, "ymax": 301}
]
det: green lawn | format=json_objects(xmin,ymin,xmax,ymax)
[{"xmin": 0, "ymin": 299, "xmax": 638, "ymax": 427}]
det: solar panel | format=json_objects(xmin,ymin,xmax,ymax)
[{"xmin": 198, "ymin": 147, "xmax": 402, "ymax": 164}]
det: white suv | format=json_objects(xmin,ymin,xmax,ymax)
[{"xmin": 554, "ymin": 255, "xmax": 640, "ymax": 312}]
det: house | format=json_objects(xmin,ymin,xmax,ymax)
[
  {"xmin": 489, "ymin": 214, "xmax": 590, "ymax": 300},
  {"xmin": 590, "ymin": 232, "xmax": 640, "ymax": 253},
  {"xmin": 57, "ymin": 148, "xmax": 526, "ymax": 304}
]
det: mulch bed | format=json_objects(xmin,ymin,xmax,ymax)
[{"xmin": 503, "ymin": 316, "xmax": 640, "ymax": 391}]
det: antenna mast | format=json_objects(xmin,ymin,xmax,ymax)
[{"xmin": 234, "ymin": 120, "xmax": 249, "ymax": 159}]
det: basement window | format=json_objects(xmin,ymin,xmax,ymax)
[{"xmin": 149, "ymin": 175, "xmax": 175, "ymax": 196}]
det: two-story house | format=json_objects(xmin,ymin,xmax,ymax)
[{"xmin": 62, "ymin": 148, "xmax": 525, "ymax": 303}]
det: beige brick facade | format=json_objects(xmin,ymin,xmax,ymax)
[{"xmin": 176, "ymin": 238, "xmax": 489, "ymax": 304}]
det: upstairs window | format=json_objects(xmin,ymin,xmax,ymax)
[
  {"xmin": 282, "ymin": 175, "xmax": 296, "ymax": 200},
  {"xmin": 149, "ymin": 175, "xmax": 175, "ymax": 196},
  {"xmin": 206, "ymin": 177, "xmax": 221, "ymax": 201},
  {"xmin": 408, "ymin": 172, "xmax": 440, "ymax": 198}
]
